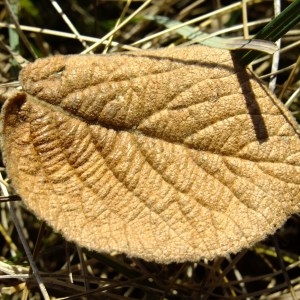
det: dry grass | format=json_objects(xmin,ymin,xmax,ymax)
[{"xmin": 0, "ymin": 0, "xmax": 300, "ymax": 299}]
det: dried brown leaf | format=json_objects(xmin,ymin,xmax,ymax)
[{"xmin": 1, "ymin": 46, "xmax": 300, "ymax": 263}]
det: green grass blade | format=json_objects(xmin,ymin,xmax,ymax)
[{"xmin": 238, "ymin": 0, "xmax": 300, "ymax": 65}]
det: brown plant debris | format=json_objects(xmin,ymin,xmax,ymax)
[{"xmin": 1, "ymin": 46, "xmax": 300, "ymax": 263}]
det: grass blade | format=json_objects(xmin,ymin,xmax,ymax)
[{"xmin": 237, "ymin": 0, "xmax": 300, "ymax": 65}]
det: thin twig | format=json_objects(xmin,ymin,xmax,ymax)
[
  {"xmin": 0, "ymin": 175, "xmax": 50, "ymax": 300},
  {"xmin": 131, "ymin": 1, "xmax": 242, "ymax": 46},
  {"xmin": 269, "ymin": 0, "xmax": 282, "ymax": 92},
  {"xmin": 4, "ymin": 0, "xmax": 37, "ymax": 59},
  {"xmin": 81, "ymin": 0, "xmax": 152, "ymax": 54},
  {"xmin": 49, "ymin": 0, "xmax": 89, "ymax": 49}
]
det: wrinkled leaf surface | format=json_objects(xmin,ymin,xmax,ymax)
[{"xmin": 1, "ymin": 46, "xmax": 300, "ymax": 263}]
